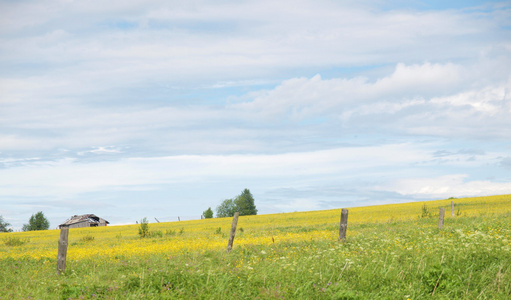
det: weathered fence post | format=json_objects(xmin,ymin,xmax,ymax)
[
  {"xmin": 339, "ymin": 209, "xmax": 349, "ymax": 242},
  {"xmin": 227, "ymin": 212, "xmax": 240, "ymax": 252},
  {"xmin": 451, "ymin": 201, "xmax": 454, "ymax": 217},
  {"xmin": 438, "ymin": 208, "xmax": 445, "ymax": 229},
  {"xmin": 57, "ymin": 227, "xmax": 69, "ymax": 275}
]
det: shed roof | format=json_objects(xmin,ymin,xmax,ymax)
[{"xmin": 60, "ymin": 214, "xmax": 109, "ymax": 226}]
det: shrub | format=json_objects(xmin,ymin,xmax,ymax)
[
  {"xmin": 138, "ymin": 218, "xmax": 150, "ymax": 238},
  {"xmin": 420, "ymin": 204, "xmax": 432, "ymax": 218}
]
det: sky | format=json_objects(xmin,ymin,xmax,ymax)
[{"xmin": 1, "ymin": 0, "xmax": 510, "ymax": 230}]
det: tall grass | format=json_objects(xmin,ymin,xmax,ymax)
[{"xmin": 0, "ymin": 194, "xmax": 510, "ymax": 299}]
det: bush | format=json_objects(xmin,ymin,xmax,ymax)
[
  {"xmin": 420, "ymin": 204, "xmax": 432, "ymax": 218},
  {"xmin": 138, "ymin": 218, "xmax": 150, "ymax": 238}
]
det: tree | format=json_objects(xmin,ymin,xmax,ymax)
[
  {"xmin": 0, "ymin": 215, "xmax": 13, "ymax": 232},
  {"xmin": 203, "ymin": 207, "xmax": 214, "ymax": 219},
  {"xmin": 234, "ymin": 188, "xmax": 257, "ymax": 216},
  {"xmin": 216, "ymin": 199, "xmax": 237, "ymax": 218},
  {"xmin": 215, "ymin": 189, "xmax": 258, "ymax": 218},
  {"xmin": 22, "ymin": 211, "xmax": 50, "ymax": 231}
]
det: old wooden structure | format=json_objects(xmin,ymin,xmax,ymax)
[{"xmin": 59, "ymin": 214, "xmax": 109, "ymax": 229}]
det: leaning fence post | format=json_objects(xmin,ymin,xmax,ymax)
[
  {"xmin": 227, "ymin": 212, "xmax": 240, "ymax": 252},
  {"xmin": 339, "ymin": 209, "xmax": 349, "ymax": 242},
  {"xmin": 451, "ymin": 201, "xmax": 454, "ymax": 217},
  {"xmin": 57, "ymin": 227, "xmax": 69, "ymax": 275},
  {"xmin": 438, "ymin": 208, "xmax": 445, "ymax": 229}
]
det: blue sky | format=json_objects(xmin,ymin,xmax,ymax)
[{"xmin": 1, "ymin": 0, "xmax": 510, "ymax": 230}]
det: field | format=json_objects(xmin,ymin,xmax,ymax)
[{"xmin": 1, "ymin": 195, "xmax": 510, "ymax": 299}]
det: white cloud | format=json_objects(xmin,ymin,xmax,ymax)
[
  {"xmin": 373, "ymin": 62, "xmax": 462, "ymax": 96},
  {"xmin": 1, "ymin": 59, "xmax": 509, "ymax": 155},
  {"xmin": 1, "ymin": 0, "xmax": 505, "ymax": 98},
  {"xmin": 1, "ymin": 1, "xmax": 510, "ymax": 229},
  {"xmin": 231, "ymin": 60, "xmax": 511, "ymax": 140},
  {"xmin": 0, "ymin": 143, "xmax": 428, "ymax": 198},
  {"xmin": 382, "ymin": 174, "xmax": 511, "ymax": 199}
]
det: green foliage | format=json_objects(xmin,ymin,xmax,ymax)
[
  {"xmin": 422, "ymin": 265, "xmax": 453, "ymax": 294},
  {"xmin": 138, "ymin": 217, "xmax": 150, "ymax": 238},
  {"xmin": 215, "ymin": 227, "xmax": 222, "ymax": 234},
  {"xmin": 420, "ymin": 204, "xmax": 432, "ymax": 218},
  {"xmin": 216, "ymin": 189, "xmax": 257, "ymax": 217},
  {"xmin": 203, "ymin": 207, "xmax": 214, "ymax": 218},
  {"xmin": 234, "ymin": 188, "xmax": 257, "ymax": 216},
  {"xmin": 22, "ymin": 211, "xmax": 50, "ymax": 231},
  {"xmin": 216, "ymin": 199, "xmax": 237, "ymax": 218},
  {"xmin": 0, "ymin": 215, "xmax": 13, "ymax": 232},
  {"xmin": 3, "ymin": 236, "xmax": 29, "ymax": 246}
]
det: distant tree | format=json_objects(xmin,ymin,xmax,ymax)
[
  {"xmin": 234, "ymin": 188, "xmax": 257, "ymax": 216},
  {"xmin": 0, "ymin": 215, "xmax": 13, "ymax": 232},
  {"xmin": 22, "ymin": 211, "xmax": 50, "ymax": 231},
  {"xmin": 216, "ymin": 199, "xmax": 237, "ymax": 218},
  {"xmin": 215, "ymin": 189, "xmax": 258, "ymax": 218},
  {"xmin": 203, "ymin": 207, "xmax": 214, "ymax": 219}
]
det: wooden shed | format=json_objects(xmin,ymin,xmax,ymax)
[{"xmin": 59, "ymin": 214, "xmax": 110, "ymax": 229}]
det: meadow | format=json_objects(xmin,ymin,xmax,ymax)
[{"xmin": 1, "ymin": 194, "xmax": 510, "ymax": 299}]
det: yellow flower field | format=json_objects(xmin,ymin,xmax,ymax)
[{"xmin": 2, "ymin": 194, "xmax": 510, "ymax": 261}]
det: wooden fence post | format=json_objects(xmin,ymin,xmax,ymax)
[
  {"xmin": 339, "ymin": 209, "xmax": 349, "ymax": 242},
  {"xmin": 438, "ymin": 208, "xmax": 445, "ymax": 229},
  {"xmin": 57, "ymin": 227, "xmax": 69, "ymax": 275},
  {"xmin": 227, "ymin": 212, "xmax": 240, "ymax": 252},
  {"xmin": 451, "ymin": 201, "xmax": 454, "ymax": 217}
]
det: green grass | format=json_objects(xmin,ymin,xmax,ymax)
[{"xmin": 1, "ymin": 213, "xmax": 511, "ymax": 299}]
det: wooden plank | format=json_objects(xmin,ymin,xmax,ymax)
[
  {"xmin": 57, "ymin": 227, "xmax": 69, "ymax": 275},
  {"xmin": 227, "ymin": 212, "xmax": 240, "ymax": 252},
  {"xmin": 339, "ymin": 209, "xmax": 349, "ymax": 242}
]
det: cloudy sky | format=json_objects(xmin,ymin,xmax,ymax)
[{"xmin": 1, "ymin": 0, "xmax": 510, "ymax": 230}]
